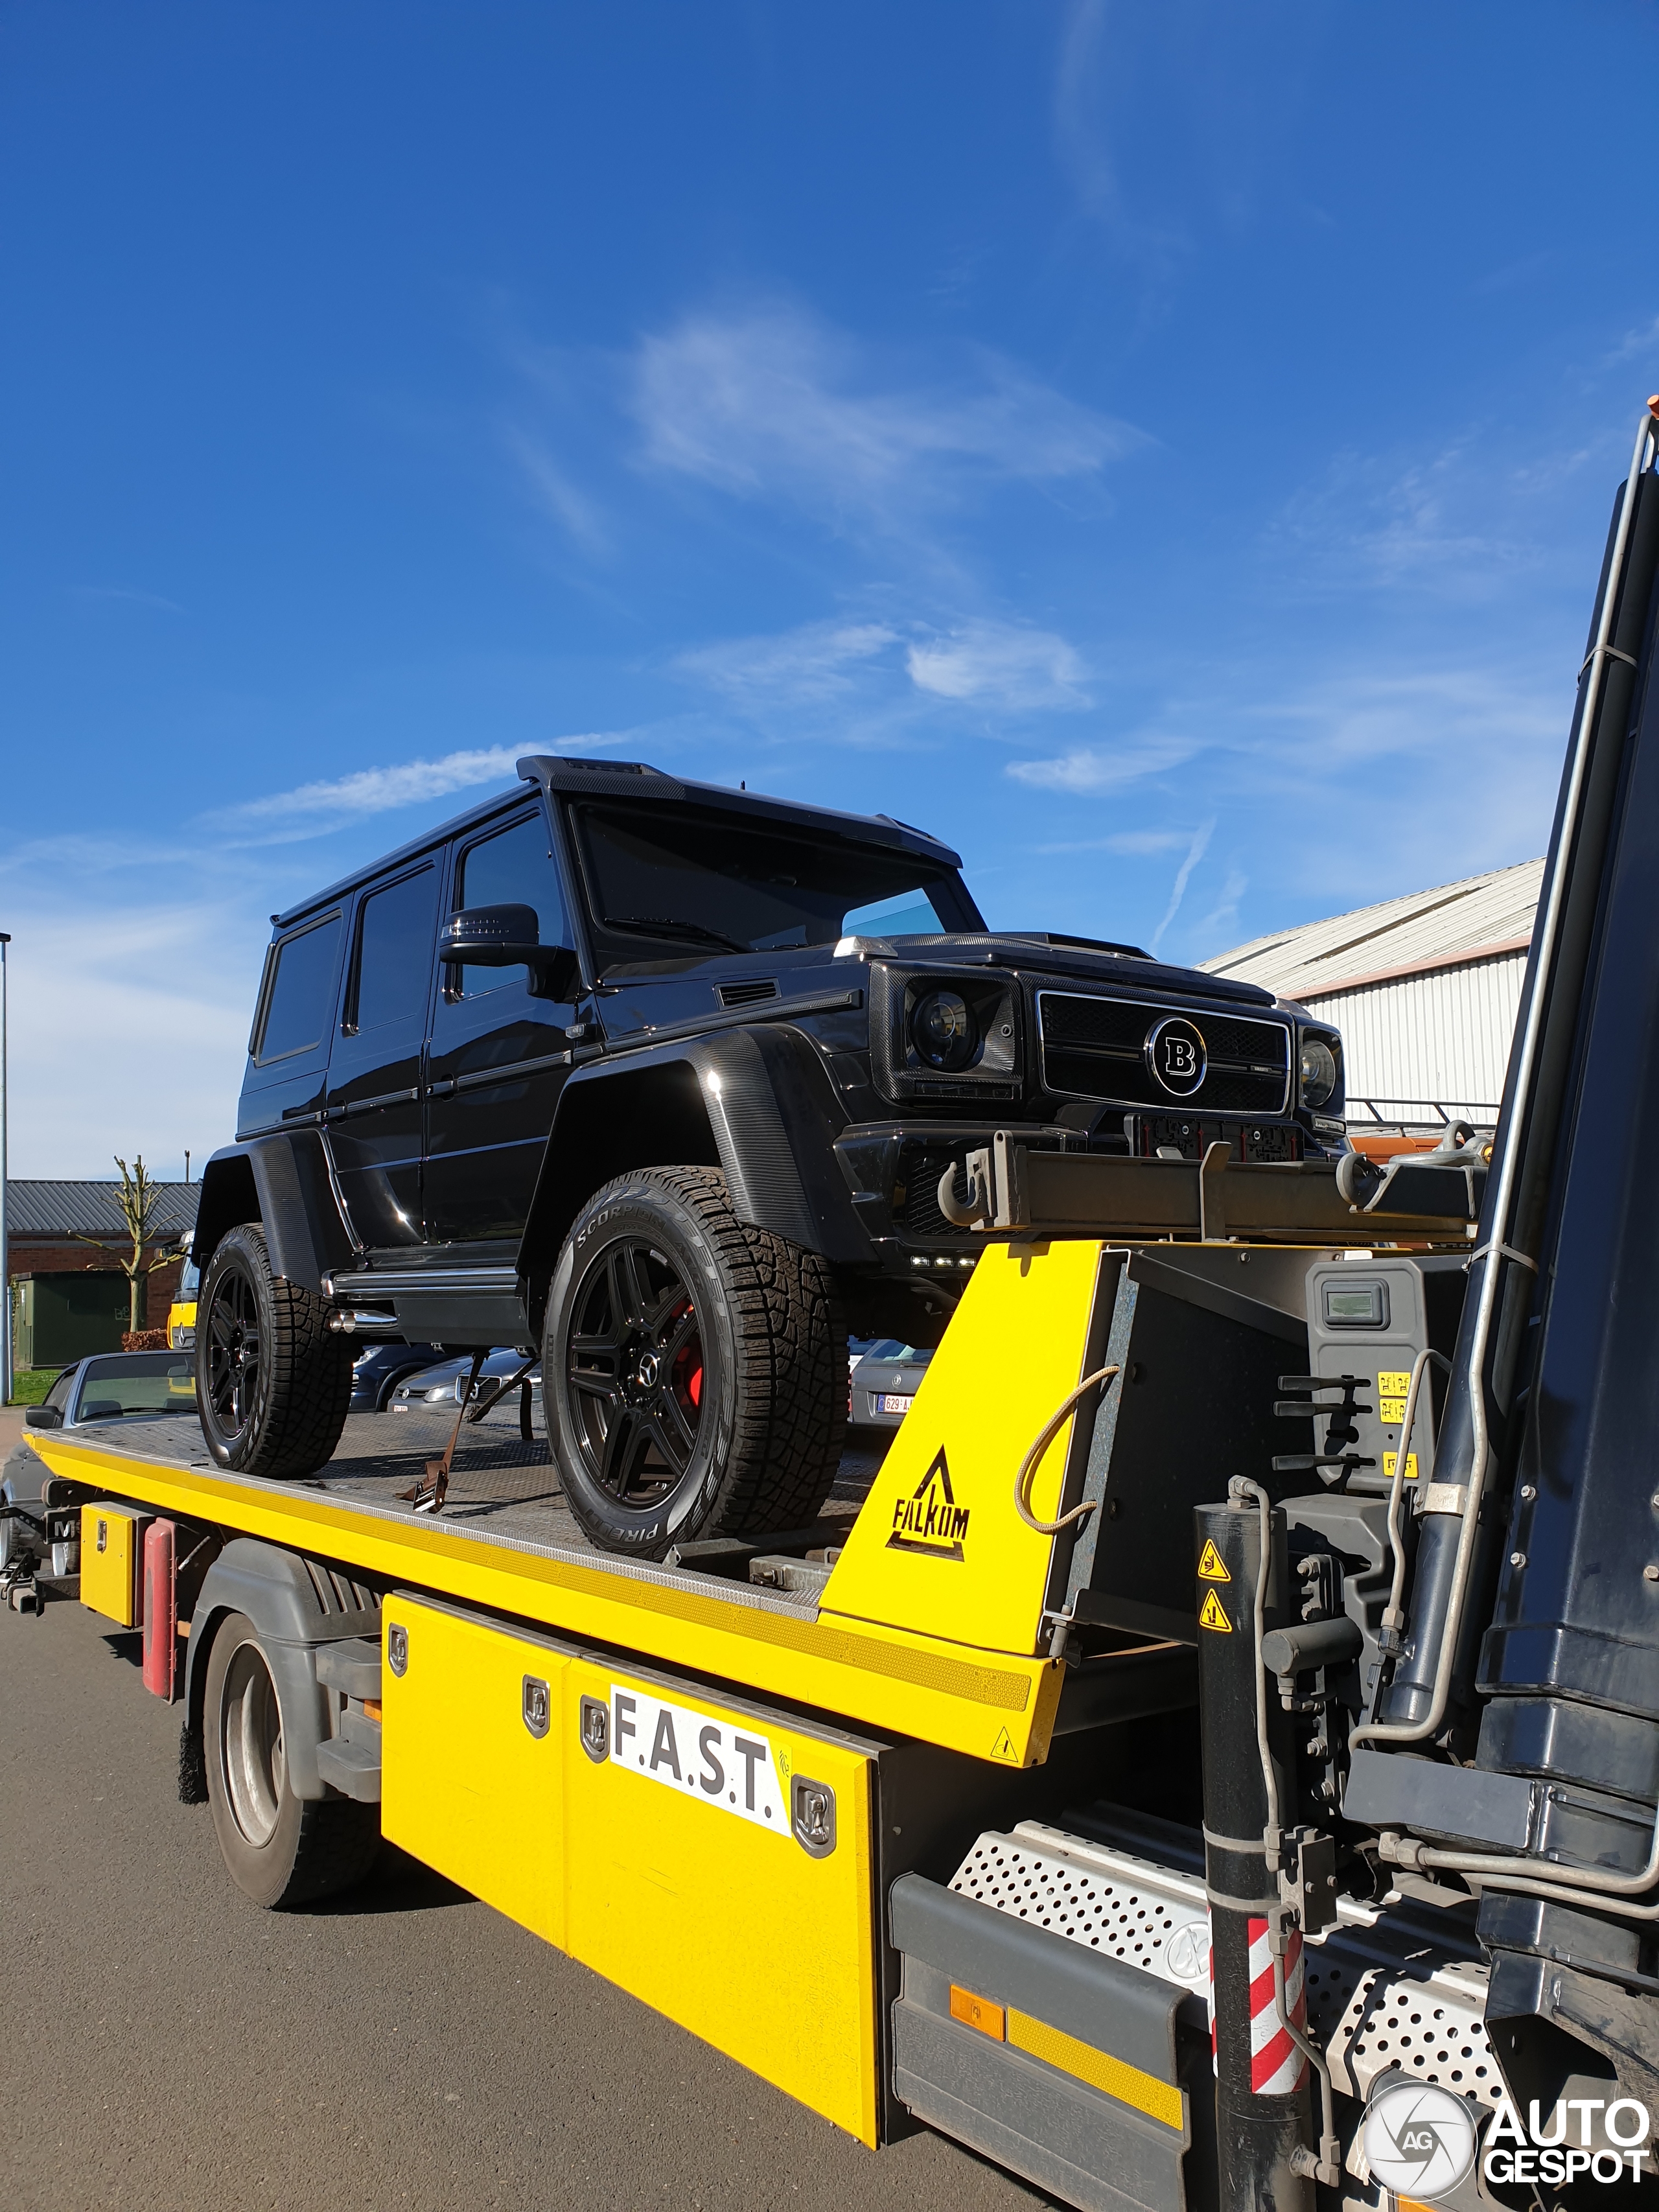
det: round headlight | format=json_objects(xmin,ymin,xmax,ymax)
[
  {"xmin": 912, "ymin": 989, "xmax": 977, "ymax": 1071},
  {"xmin": 1299, "ymin": 1037, "xmax": 1338, "ymax": 1109}
]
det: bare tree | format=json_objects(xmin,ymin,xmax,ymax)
[{"xmin": 76, "ymin": 1155, "xmax": 185, "ymax": 1334}]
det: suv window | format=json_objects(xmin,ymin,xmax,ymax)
[
  {"xmin": 347, "ymin": 867, "xmax": 439, "ymax": 1033},
  {"xmin": 572, "ymin": 804, "xmax": 964, "ymax": 957},
  {"xmin": 453, "ymin": 813, "xmax": 566, "ymax": 997},
  {"xmin": 44, "ymin": 1366, "xmax": 76, "ymax": 1412},
  {"xmin": 255, "ymin": 912, "xmax": 343, "ymax": 1062}
]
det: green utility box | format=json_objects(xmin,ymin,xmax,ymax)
[{"xmin": 12, "ymin": 1272, "xmax": 130, "ymax": 1369}]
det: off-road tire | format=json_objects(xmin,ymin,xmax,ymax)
[
  {"xmin": 203, "ymin": 1612, "xmax": 380, "ymax": 1909},
  {"xmin": 197, "ymin": 1222, "xmax": 353, "ymax": 1479},
  {"xmin": 544, "ymin": 1166, "xmax": 846, "ymax": 1560}
]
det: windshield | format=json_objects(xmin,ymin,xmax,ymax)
[
  {"xmin": 572, "ymin": 804, "xmax": 974, "ymax": 962},
  {"xmin": 177, "ymin": 1258, "xmax": 200, "ymax": 1299},
  {"xmin": 75, "ymin": 1354, "xmax": 196, "ymax": 1419}
]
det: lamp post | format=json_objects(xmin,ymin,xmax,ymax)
[{"xmin": 0, "ymin": 931, "xmax": 10, "ymax": 1404}]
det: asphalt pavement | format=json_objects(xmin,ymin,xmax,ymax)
[{"xmin": 0, "ymin": 1585, "xmax": 1050, "ymax": 2212}]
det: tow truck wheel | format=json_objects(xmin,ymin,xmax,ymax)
[
  {"xmin": 203, "ymin": 1612, "xmax": 379, "ymax": 1908},
  {"xmin": 544, "ymin": 1166, "xmax": 846, "ymax": 1561},
  {"xmin": 197, "ymin": 1223, "xmax": 353, "ymax": 1479}
]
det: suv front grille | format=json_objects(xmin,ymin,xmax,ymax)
[{"xmin": 1038, "ymin": 991, "xmax": 1291, "ymax": 1115}]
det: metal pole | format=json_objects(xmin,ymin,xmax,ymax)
[
  {"xmin": 0, "ymin": 931, "xmax": 10, "ymax": 1403},
  {"xmin": 1195, "ymin": 1498, "xmax": 1314, "ymax": 2212}
]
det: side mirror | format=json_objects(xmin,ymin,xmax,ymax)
[
  {"xmin": 25, "ymin": 1404, "xmax": 63, "ymax": 1430},
  {"xmin": 439, "ymin": 907, "xmax": 579, "ymax": 1001}
]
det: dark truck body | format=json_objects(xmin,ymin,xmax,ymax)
[{"xmin": 192, "ymin": 753, "xmax": 1344, "ymax": 1351}]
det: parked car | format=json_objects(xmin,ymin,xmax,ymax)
[
  {"xmin": 350, "ymin": 1340, "xmax": 443, "ymax": 1413},
  {"xmin": 388, "ymin": 1347, "xmax": 540, "ymax": 1411},
  {"xmin": 848, "ymin": 1340, "xmax": 934, "ymax": 1431},
  {"xmin": 3, "ymin": 1352, "xmax": 198, "ymax": 1544},
  {"xmin": 192, "ymin": 750, "xmax": 1344, "ymax": 1556},
  {"xmin": 168, "ymin": 1256, "xmax": 201, "ymax": 1350}
]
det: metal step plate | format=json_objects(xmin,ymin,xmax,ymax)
[{"xmin": 948, "ymin": 1821, "xmax": 1498, "ymax": 2109}]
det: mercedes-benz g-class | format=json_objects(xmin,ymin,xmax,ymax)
[{"xmin": 192, "ymin": 754, "xmax": 1345, "ymax": 1557}]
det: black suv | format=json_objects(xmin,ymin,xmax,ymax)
[{"xmin": 192, "ymin": 754, "xmax": 1344, "ymax": 1557}]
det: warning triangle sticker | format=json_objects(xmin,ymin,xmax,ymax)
[
  {"xmin": 1196, "ymin": 1539, "xmax": 1231, "ymax": 1583},
  {"xmin": 1198, "ymin": 1589, "xmax": 1233, "ymax": 1633},
  {"xmin": 990, "ymin": 1727, "xmax": 1017, "ymax": 1762}
]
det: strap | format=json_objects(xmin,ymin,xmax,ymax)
[
  {"xmin": 1468, "ymin": 1239, "xmax": 1538, "ymax": 1274},
  {"xmin": 1581, "ymin": 643, "xmax": 1640, "ymax": 677}
]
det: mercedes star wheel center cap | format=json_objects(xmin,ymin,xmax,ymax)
[{"xmin": 635, "ymin": 1353, "xmax": 660, "ymax": 1390}]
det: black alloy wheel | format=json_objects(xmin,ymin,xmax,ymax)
[
  {"xmin": 205, "ymin": 1255, "xmax": 262, "ymax": 1446},
  {"xmin": 566, "ymin": 1237, "xmax": 706, "ymax": 1504},
  {"xmin": 195, "ymin": 1224, "xmax": 353, "ymax": 1479},
  {"xmin": 544, "ymin": 1167, "xmax": 846, "ymax": 1560}
]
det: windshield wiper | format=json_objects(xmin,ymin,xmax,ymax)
[{"xmin": 604, "ymin": 915, "xmax": 753, "ymax": 954}]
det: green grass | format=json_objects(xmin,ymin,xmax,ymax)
[{"xmin": 6, "ymin": 1368, "xmax": 58, "ymax": 1406}]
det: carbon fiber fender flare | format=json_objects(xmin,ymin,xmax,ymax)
[
  {"xmin": 192, "ymin": 1132, "xmax": 358, "ymax": 1295},
  {"xmin": 516, "ymin": 1025, "xmax": 874, "ymax": 1334}
]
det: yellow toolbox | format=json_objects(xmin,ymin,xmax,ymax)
[
  {"xmin": 380, "ymin": 1592, "xmax": 881, "ymax": 2143},
  {"xmin": 79, "ymin": 1502, "xmax": 151, "ymax": 1627}
]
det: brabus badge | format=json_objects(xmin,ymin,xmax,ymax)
[
  {"xmin": 1145, "ymin": 1015, "xmax": 1207, "ymax": 1099},
  {"xmin": 887, "ymin": 1448, "xmax": 970, "ymax": 1561}
]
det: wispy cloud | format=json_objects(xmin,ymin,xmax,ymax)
[
  {"xmin": 1194, "ymin": 867, "xmax": 1248, "ymax": 953},
  {"xmin": 1606, "ymin": 314, "xmax": 1659, "ymax": 370},
  {"xmin": 1052, "ymin": 0, "xmax": 1186, "ymax": 280},
  {"xmin": 198, "ymin": 739, "xmax": 618, "ymax": 844},
  {"xmin": 73, "ymin": 584, "xmax": 185, "ymax": 613},
  {"xmin": 906, "ymin": 621, "xmax": 1090, "ymax": 709},
  {"xmin": 1036, "ymin": 828, "xmax": 1192, "ymax": 855},
  {"xmin": 677, "ymin": 611, "xmax": 1095, "ymax": 725},
  {"xmin": 5, "ymin": 895, "xmax": 255, "ymax": 1177},
  {"xmin": 677, "ymin": 620, "xmax": 901, "ymax": 707},
  {"xmin": 629, "ymin": 306, "xmax": 1141, "ymax": 538},
  {"xmin": 1006, "ymin": 733, "xmax": 1200, "ymax": 793},
  {"xmin": 1150, "ymin": 817, "xmax": 1214, "ymax": 949},
  {"xmin": 1265, "ymin": 437, "xmax": 1551, "ymax": 594},
  {"xmin": 502, "ymin": 427, "xmax": 610, "ymax": 557}
]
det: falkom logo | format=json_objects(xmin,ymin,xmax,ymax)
[{"xmin": 887, "ymin": 1449, "xmax": 971, "ymax": 1561}]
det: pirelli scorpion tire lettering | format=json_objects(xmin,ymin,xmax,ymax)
[
  {"xmin": 203, "ymin": 1612, "xmax": 380, "ymax": 1909},
  {"xmin": 544, "ymin": 1165, "xmax": 847, "ymax": 1561},
  {"xmin": 196, "ymin": 1222, "xmax": 353, "ymax": 1480}
]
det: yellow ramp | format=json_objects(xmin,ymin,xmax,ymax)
[{"xmin": 822, "ymin": 1239, "xmax": 1112, "ymax": 1662}]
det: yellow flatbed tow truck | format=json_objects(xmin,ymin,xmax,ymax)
[
  {"xmin": 16, "ymin": 404, "xmax": 1659, "ymax": 2212},
  {"xmin": 4, "ymin": 1131, "xmax": 1485, "ymax": 2206}
]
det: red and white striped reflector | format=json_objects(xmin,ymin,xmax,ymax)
[{"xmin": 1248, "ymin": 1917, "xmax": 1307, "ymax": 2095}]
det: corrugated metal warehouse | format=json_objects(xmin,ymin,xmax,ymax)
[{"xmin": 1201, "ymin": 857, "xmax": 1542, "ymax": 1128}]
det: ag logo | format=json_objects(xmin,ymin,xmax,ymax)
[
  {"xmin": 1362, "ymin": 2078, "xmax": 1477, "ymax": 2200},
  {"xmin": 887, "ymin": 1449, "xmax": 970, "ymax": 1561},
  {"xmin": 1145, "ymin": 1016, "xmax": 1206, "ymax": 1099}
]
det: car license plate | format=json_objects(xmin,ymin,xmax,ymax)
[{"xmin": 879, "ymin": 1392, "xmax": 914, "ymax": 1415}]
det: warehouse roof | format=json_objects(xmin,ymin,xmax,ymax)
[
  {"xmin": 5, "ymin": 1180, "xmax": 201, "ymax": 1240},
  {"xmin": 1200, "ymin": 857, "xmax": 1543, "ymax": 1004}
]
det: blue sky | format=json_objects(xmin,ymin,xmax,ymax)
[{"xmin": 5, "ymin": 2, "xmax": 1658, "ymax": 1176}]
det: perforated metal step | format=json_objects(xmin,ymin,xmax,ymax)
[{"xmin": 946, "ymin": 1820, "xmax": 1496, "ymax": 2112}]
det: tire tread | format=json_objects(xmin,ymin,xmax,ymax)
[
  {"xmin": 200, "ymin": 1224, "xmax": 353, "ymax": 1480},
  {"xmin": 550, "ymin": 1166, "xmax": 846, "ymax": 1554}
]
